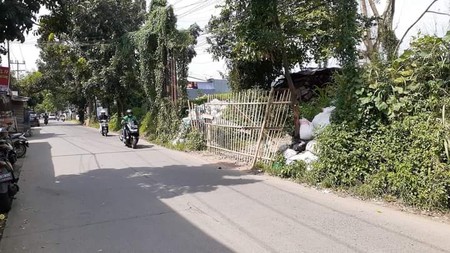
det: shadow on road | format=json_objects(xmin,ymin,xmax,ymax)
[
  {"xmin": 135, "ymin": 144, "xmax": 154, "ymax": 149},
  {"xmin": 0, "ymin": 140, "xmax": 259, "ymax": 252},
  {"xmin": 28, "ymin": 133, "xmax": 66, "ymax": 141}
]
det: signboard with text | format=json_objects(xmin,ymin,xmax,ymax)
[{"xmin": 0, "ymin": 67, "xmax": 10, "ymax": 93}]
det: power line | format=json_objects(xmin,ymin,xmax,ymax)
[{"xmin": 177, "ymin": 0, "xmax": 222, "ymax": 18}]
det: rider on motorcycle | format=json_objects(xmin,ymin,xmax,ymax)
[
  {"xmin": 121, "ymin": 109, "xmax": 137, "ymax": 140},
  {"xmin": 99, "ymin": 110, "xmax": 109, "ymax": 121},
  {"xmin": 98, "ymin": 110, "xmax": 109, "ymax": 133},
  {"xmin": 43, "ymin": 113, "xmax": 49, "ymax": 125}
]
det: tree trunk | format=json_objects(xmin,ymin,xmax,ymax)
[
  {"xmin": 360, "ymin": 0, "xmax": 374, "ymax": 58},
  {"xmin": 274, "ymin": 3, "xmax": 300, "ymax": 139},
  {"xmin": 281, "ymin": 50, "xmax": 300, "ymax": 139}
]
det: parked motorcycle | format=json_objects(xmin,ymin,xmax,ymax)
[
  {"xmin": 0, "ymin": 143, "xmax": 19, "ymax": 213},
  {"xmin": 120, "ymin": 120, "xmax": 139, "ymax": 149},
  {"xmin": 0, "ymin": 129, "xmax": 17, "ymax": 165},
  {"xmin": 100, "ymin": 120, "xmax": 109, "ymax": 137},
  {"xmin": 10, "ymin": 133, "xmax": 28, "ymax": 158}
]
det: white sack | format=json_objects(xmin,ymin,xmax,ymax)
[
  {"xmin": 306, "ymin": 140, "xmax": 318, "ymax": 155},
  {"xmin": 299, "ymin": 118, "xmax": 314, "ymax": 140},
  {"xmin": 283, "ymin": 149, "xmax": 298, "ymax": 159},
  {"xmin": 286, "ymin": 151, "xmax": 318, "ymax": 166}
]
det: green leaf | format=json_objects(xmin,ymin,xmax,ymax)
[
  {"xmin": 393, "ymin": 77, "xmax": 406, "ymax": 84},
  {"xmin": 392, "ymin": 103, "xmax": 403, "ymax": 112},
  {"xmin": 393, "ymin": 86, "xmax": 404, "ymax": 94},
  {"xmin": 377, "ymin": 102, "xmax": 388, "ymax": 111},
  {"xmin": 399, "ymin": 70, "xmax": 413, "ymax": 77}
]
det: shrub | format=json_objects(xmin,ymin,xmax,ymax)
[
  {"xmin": 108, "ymin": 113, "xmax": 121, "ymax": 132},
  {"xmin": 313, "ymin": 114, "xmax": 450, "ymax": 210},
  {"xmin": 307, "ymin": 32, "xmax": 450, "ymax": 210},
  {"xmin": 259, "ymin": 155, "xmax": 310, "ymax": 180},
  {"xmin": 185, "ymin": 130, "xmax": 206, "ymax": 151}
]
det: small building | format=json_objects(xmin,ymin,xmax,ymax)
[
  {"xmin": 0, "ymin": 90, "xmax": 30, "ymax": 133},
  {"xmin": 187, "ymin": 77, "xmax": 230, "ymax": 100},
  {"xmin": 272, "ymin": 68, "xmax": 340, "ymax": 102}
]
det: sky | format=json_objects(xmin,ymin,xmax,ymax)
[{"xmin": 1, "ymin": 0, "xmax": 449, "ymax": 80}]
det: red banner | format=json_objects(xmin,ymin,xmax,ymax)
[{"xmin": 0, "ymin": 67, "xmax": 9, "ymax": 92}]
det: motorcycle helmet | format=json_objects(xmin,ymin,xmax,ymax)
[
  {"xmin": 0, "ymin": 128, "xmax": 8, "ymax": 139},
  {"xmin": 126, "ymin": 109, "xmax": 132, "ymax": 116},
  {"xmin": 100, "ymin": 109, "xmax": 106, "ymax": 115}
]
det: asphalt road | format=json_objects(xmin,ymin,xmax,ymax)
[{"xmin": 0, "ymin": 121, "xmax": 450, "ymax": 253}]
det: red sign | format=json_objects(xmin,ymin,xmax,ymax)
[{"xmin": 0, "ymin": 67, "xmax": 9, "ymax": 91}]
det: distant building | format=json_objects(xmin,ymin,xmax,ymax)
[{"xmin": 187, "ymin": 77, "xmax": 230, "ymax": 100}]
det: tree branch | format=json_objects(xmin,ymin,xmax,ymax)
[
  {"xmin": 367, "ymin": 0, "xmax": 380, "ymax": 17},
  {"xmin": 360, "ymin": 0, "xmax": 374, "ymax": 55},
  {"xmin": 395, "ymin": 0, "xmax": 438, "ymax": 54},
  {"xmin": 427, "ymin": 10, "xmax": 450, "ymax": 16}
]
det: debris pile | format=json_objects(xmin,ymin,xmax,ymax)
[
  {"xmin": 173, "ymin": 99, "xmax": 228, "ymax": 145},
  {"xmin": 280, "ymin": 106, "xmax": 335, "ymax": 169}
]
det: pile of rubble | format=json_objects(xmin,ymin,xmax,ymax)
[
  {"xmin": 280, "ymin": 106, "xmax": 335, "ymax": 169},
  {"xmin": 173, "ymin": 99, "xmax": 228, "ymax": 145}
]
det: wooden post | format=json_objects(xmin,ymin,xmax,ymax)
[{"xmin": 251, "ymin": 88, "xmax": 274, "ymax": 169}]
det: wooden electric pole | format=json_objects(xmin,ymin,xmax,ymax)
[{"xmin": 9, "ymin": 60, "xmax": 26, "ymax": 80}]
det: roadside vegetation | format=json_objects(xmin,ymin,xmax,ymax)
[{"xmin": 261, "ymin": 33, "xmax": 450, "ymax": 211}]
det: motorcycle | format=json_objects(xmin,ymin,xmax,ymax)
[
  {"xmin": 100, "ymin": 120, "xmax": 109, "ymax": 136},
  {"xmin": 120, "ymin": 120, "xmax": 139, "ymax": 149},
  {"xmin": 44, "ymin": 117, "xmax": 48, "ymax": 125},
  {"xmin": 0, "ymin": 129, "xmax": 17, "ymax": 165},
  {"xmin": 9, "ymin": 133, "xmax": 29, "ymax": 158},
  {"xmin": 0, "ymin": 139, "xmax": 17, "ymax": 166},
  {"xmin": 0, "ymin": 143, "xmax": 19, "ymax": 213}
]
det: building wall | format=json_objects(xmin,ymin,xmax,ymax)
[
  {"xmin": 187, "ymin": 79, "xmax": 230, "ymax": 100},
  {"xmin": 11, "ymin": 101, "xmax": 27, "ymax": 132}
]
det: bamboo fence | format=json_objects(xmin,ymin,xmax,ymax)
[{"xmin": 189, "ymin": 89, "xmax": 291, "ymax": 167}]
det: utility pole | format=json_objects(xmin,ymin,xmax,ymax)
[
  {"xmin": 170, "ymin": 54, "xmax": 178, "ymax": 103},
  {"xmin": 7, "ymin": 41, "xmax": 11, "ymax": 89},
  {"xmin": 9, "ymin": 60, "xmax": 26, "ymax": 80}
]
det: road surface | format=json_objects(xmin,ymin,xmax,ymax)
[{"xmin": 1, "ymin": 122, "xmax": 450, "ymax": 253}]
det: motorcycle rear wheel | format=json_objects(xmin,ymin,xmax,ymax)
[{"xmin": 14, "ymin": 143, "xmax": 26, "ymax": 158}]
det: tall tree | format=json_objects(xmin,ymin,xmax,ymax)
[
  {"xmin": 208, "ymin": 0, "xmax": 337, "ymax": 137},
  {"xmin": 36, "ymin": 0, "xmax": 146, "ymax": 122},
  {"xmin": 359, "ymin": 0, "xmax": 398, "ymax": 61},
  {"xmin": 0, "ymin": 0, "xmax": 61, "ymax": 54},
  {"xmin": 134, "ymin": 0, "xmax": 200, "ymax": 141}
]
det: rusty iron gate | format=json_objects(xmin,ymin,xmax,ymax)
[{"xmin": 193, "ymin": 89, "xmax": 291, "ymax": 167}]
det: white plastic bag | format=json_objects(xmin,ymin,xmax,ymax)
[
  {"xmin": 283, "ymin": 149, "xmax": 298, "ymax": 159},
  {"xmin": 312, "ymin": 106, "xmax": 336, "ymax": 130},
  {"xmin": 312, "ymin": 112, "xmax": 331, "ymax": 130},
  {"xmin": 306, "ymin": 140, "xmax": 318, "ymax": 155},
  {"xmin": 299, "ymin": 118, "xmax": 314, "ymax": 140},
  {"xmin": 322, "ymin": 106, "xmax": 336, "ymax": 113},
  {"xmin": 286, "ymin": 151, "xmax": 318, "ymax": 167}
]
